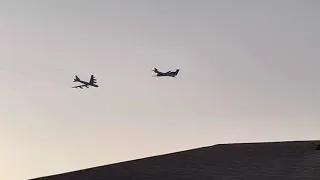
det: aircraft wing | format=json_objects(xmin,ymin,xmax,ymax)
[
  {"xmin": 89, "ymin": 75, "xmax": 97, "ymax": 84},
  {"xmin": 72, "ymin": 85, "xmax": 89, "ymax": 89}
]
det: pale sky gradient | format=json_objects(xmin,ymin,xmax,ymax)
[{"xmin": 1, "ymin": 1, "xmax": 320, "ymax": 179}]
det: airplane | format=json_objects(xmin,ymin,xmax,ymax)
[
  {"xmin": 151, "ymin": 68, "xmax": 180, "ymax": 77},
  {"xmin": 72, "ymin": 75, "xmax": 99, "ymax": 89}
]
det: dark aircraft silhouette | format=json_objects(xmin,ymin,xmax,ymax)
[
  {"xmin": 72, "ymin": 75, "xmax": 99, "ymax": 89},
  {"xmin": 151, "ymin": 68, "xmax": 180, "ymax": 77}
]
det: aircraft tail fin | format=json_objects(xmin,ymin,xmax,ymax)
[
  {"xmin": 170, "ymin": 69, "xmax": 179, "ymax": 77},
  {"xmin": 73, "ymin": 75, "xmax": 80, "ymax": 82},
  {"xmin": 151, "ymin": 68, "xmax": 159, "ymax": 73}
]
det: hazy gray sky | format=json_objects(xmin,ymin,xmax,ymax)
[{"xmin": 1, "ymin": 1, "xmax": 320, "ymax": 179}]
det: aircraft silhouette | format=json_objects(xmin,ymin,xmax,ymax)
[
  {"xmin": 72, "ymin": 75, "xmax": 99, "ymax": 89},
  {"xmin": 151, "ymin": 68, "xmax": 180, "ymax": 77}
]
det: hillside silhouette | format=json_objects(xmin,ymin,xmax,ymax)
[{"xmin": 30, "ymin": 140, "xmax": 320, "ymax": 180}]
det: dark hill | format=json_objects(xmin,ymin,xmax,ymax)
[{"xmin": 30, "ymin": 140, "xmax": 320, "ymax": 180}]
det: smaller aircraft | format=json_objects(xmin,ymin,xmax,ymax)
[
  {"xmin": 151, "ymin": 68, "xmax": 180, "ymax": 77},
  {"xmin": 72, "ymin": 75, "xmax": 99, "ymax": 89}
]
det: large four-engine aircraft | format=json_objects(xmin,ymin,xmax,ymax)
[
  {"xmin": 72, "ymin": 75, "xmax": 99, "ymax": 89},
  {"xmin": 151, "ymin": 68, "xmax": 180, "ymax": 77}
]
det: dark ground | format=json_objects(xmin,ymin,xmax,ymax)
[{"xmin": 30, "ymin": 140, "xmax": 320, "ymax": 180}]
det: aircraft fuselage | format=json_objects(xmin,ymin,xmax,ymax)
[
  {"xmin": 156, "ymin": 73, "xmax": 177, "ymax": 77},
  {"xmin": 78, "ymin": 80, "xmax": 99, "ymax": 87},
  {"xmin": 152, "ymin": 69, "xmax": 179, "ymax": 77}
]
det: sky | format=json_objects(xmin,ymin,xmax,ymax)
[{"xmin": 0, "ymin": 0, "xmax": 320, "ymax": 179}]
